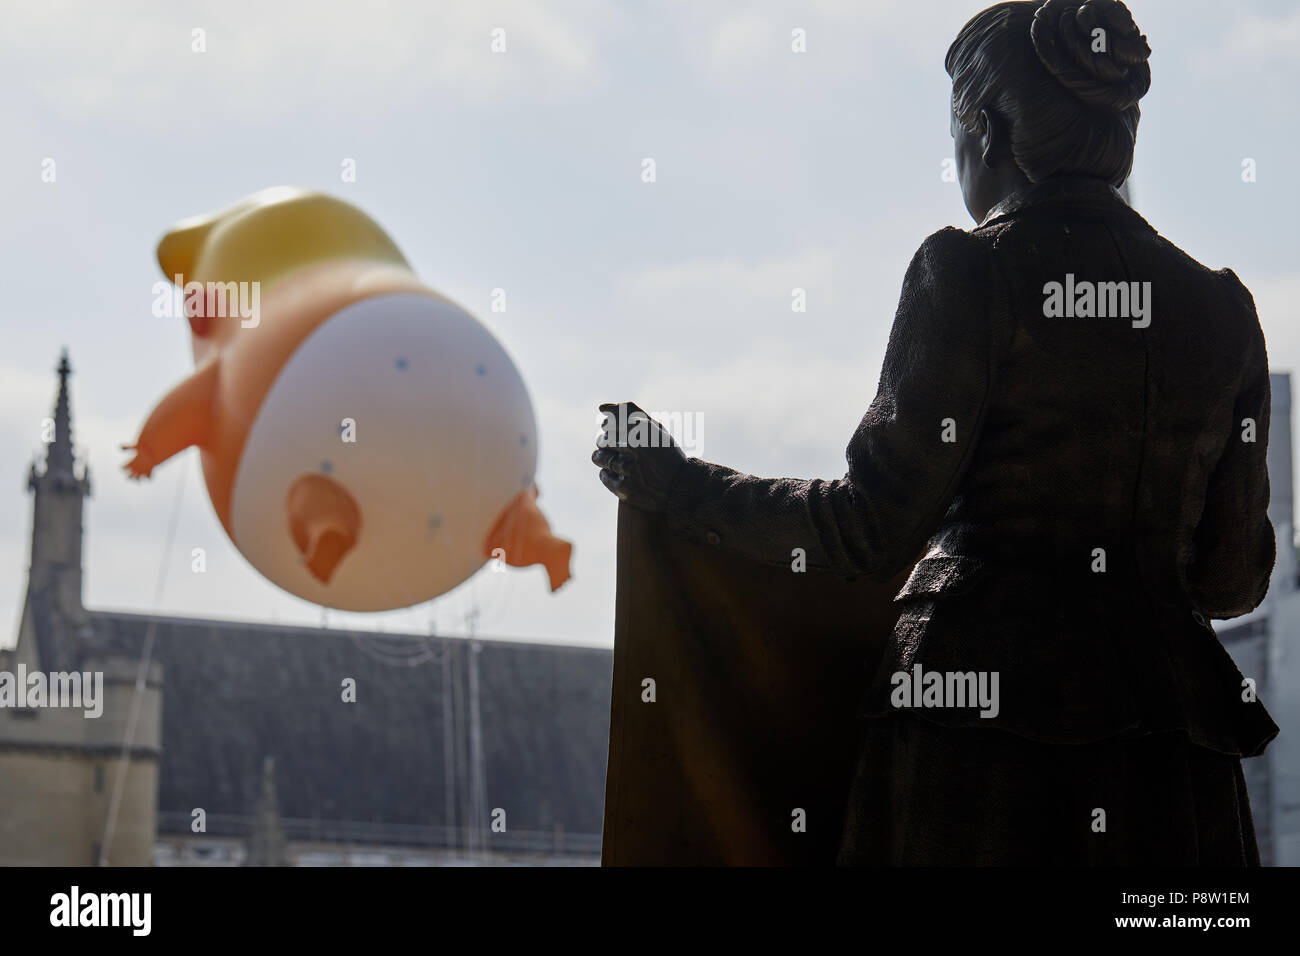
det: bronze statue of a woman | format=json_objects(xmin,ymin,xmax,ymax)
[{"xmin": 594, "ymin": 0, "xmax": 1278, "ymax": 865}]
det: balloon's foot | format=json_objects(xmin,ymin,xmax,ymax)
[
  {"xmin": 287, "ymin": 474, "xmax": 361, "ymax": 585},
  {"xmin": 483, "ymin": 485, "xmax": 573, "ymax": 591}
]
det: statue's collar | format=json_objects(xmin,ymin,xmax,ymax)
[{"xmin": 979, "ymin": 176, "xmax": 1127, "ymax": 228}]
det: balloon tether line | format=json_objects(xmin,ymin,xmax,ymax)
[{"xmin": 98, "ymin": 454, "xmax": 188, "ymax": 866}]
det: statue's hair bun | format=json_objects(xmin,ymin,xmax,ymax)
[{"xmin": 1031, "ymin": 0, "xmax": 1151, "ymax": 112}]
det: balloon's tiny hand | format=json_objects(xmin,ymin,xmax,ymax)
[
  {"xmin": 121, "ymin": 442, "xmax": 156, "ymax": 480},
  {"xmin": 592, "ymin": 401, "xmax": 686, "ymax": 514}
]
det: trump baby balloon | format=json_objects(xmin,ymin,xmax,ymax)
[{"xmin": 125, "ymin": 187, "xmax": 570, "ymax": 611}]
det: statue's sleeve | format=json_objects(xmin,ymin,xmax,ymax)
[
  {"xmin": 1188, "ymin": 271, "xmax": 1275, "ymax": 618},
  {"xmin": 664, "ymin": 226, "xmax": 1002, "ymax": 580}
]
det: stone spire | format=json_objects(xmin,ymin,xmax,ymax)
[
  {"xmin": 24, "ymin": 351, "xmax": 93, "ymax": 659},
  {"xmin": 244, "ymin": 756, "xmax": 290, "ymax": 866},
  {"xmin": 46, "ymin": 349, "xmax": 76, "ymax": 477},
  {"xmin": 28, "ymin": 348, "xmax": 91, "ymax": 493}
]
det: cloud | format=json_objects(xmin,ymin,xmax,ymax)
[
  {"xmin": 638, "ymin": 339, "xmax": 881, "ymax": 478},
  {"xmin": 610, "ymin": 240, "xmax": 902, "ymax": 360},
  {"xmin": 1247, "ymin": 272, "xmax": 1300, "ymax": 376},
  {"xmin": 621, "ymin": 246, "xmax": 837, "ymax": 324},
  {"xmin": 1220, "ymin": 8, "xmax": 1300, "ymax": 64},
  {"xmin": 0, "ymin": 0, "xmax": 614, "ymax": 128},
  {"xmin": 709, "ymin": 14, "xmax": 779, "ymax": 74}
]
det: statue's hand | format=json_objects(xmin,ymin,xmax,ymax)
[{"xmin": 591, "ymin": 401, "xmax": 686, "ymax": 514}]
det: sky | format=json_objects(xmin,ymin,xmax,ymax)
[{"xmin": 2, "ymin": 0, "xmax": 1298, "ymax": 650}]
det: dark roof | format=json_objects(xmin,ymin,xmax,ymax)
[{"xmin": 88, "ymin": 609, "xmax": 613, "ymax": 848}]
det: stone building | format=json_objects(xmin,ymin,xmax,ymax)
[{"xmin": 0, "ymin": 353, "xmax": 612, "ymax": 866}]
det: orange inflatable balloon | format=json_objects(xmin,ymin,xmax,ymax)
[{"xmin": 125, "ymin": 187, "xmax": 571, "ymax": 611}]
